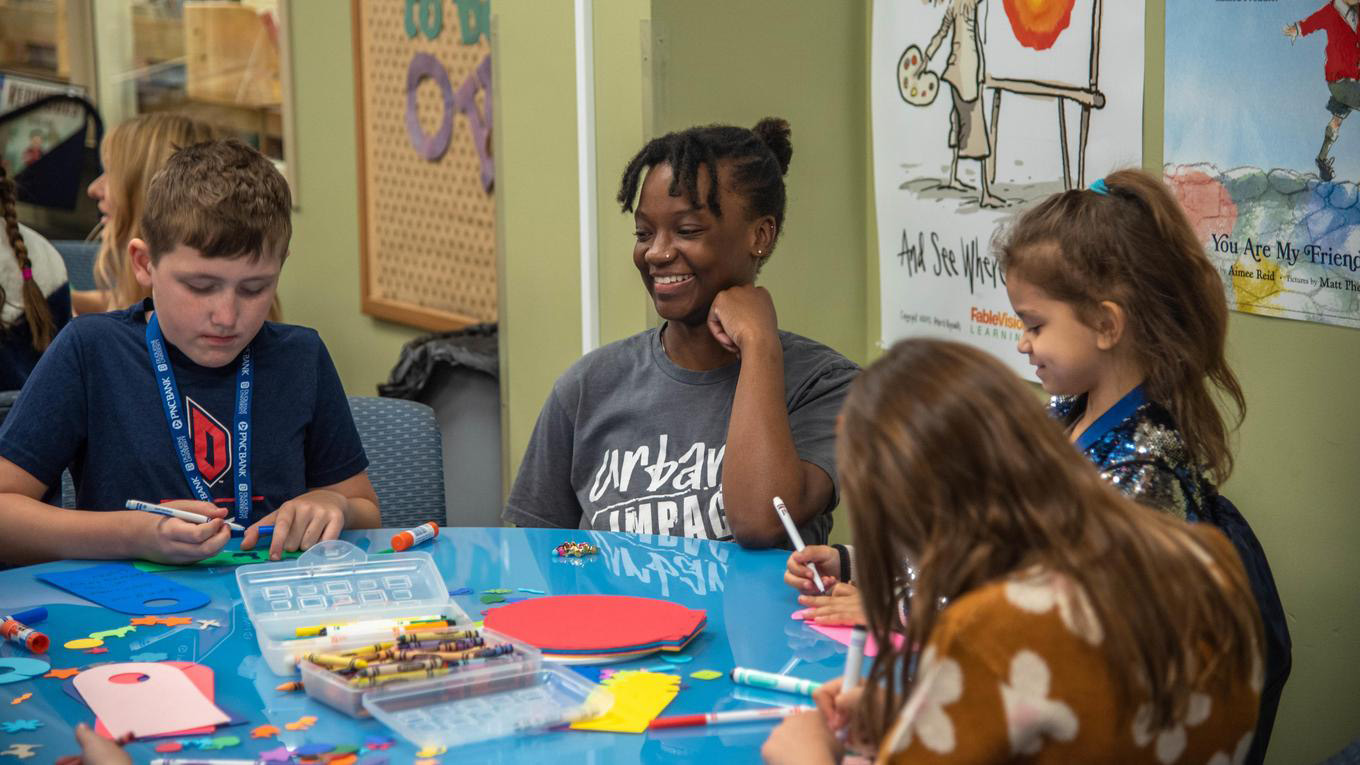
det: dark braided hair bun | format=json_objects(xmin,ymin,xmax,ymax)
[{"xmin": 752, "ymin": 117, "xmax": 792, "ymax": 176}]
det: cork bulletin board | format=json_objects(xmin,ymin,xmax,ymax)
[{"xmin": 352, "ymin": 0, "xmax": 495, "ymax": 331}]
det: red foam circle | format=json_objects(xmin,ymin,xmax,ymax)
[{"xmin": 484, "ymin": 595, "xmax": 705, "ymax": 654}]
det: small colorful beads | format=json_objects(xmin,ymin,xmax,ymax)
[{"xmin": 553, "ymin": 541, "xmax": 598, "ymax": 558}]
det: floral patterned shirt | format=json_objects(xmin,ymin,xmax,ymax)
[{"xmin": 878, "ymin": 527, "xmax": 1260, "ymax": 764}]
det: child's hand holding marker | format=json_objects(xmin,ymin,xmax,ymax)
[
  {"xmin": 125, "ymin": 499, "xmax": 232, "ymax": 564},
  {"xmin": 784, "ymin": 545, "xmax": 840, "ymax": 594}
]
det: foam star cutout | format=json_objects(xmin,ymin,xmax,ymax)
[
  {"xmin": 43, "ymin": 668, "xmax": 80, "ymax": 679},
  {"xmin": 129, "ymin": 616, "xmax": 159, "ymax": 626},
  {"xmin": 8, "ymin": 694, "xmax": 30, "ymax": 706},
  {"xmin": 182, "ymin": 738, "xmax": 214, "ymax": 749},
  {"xmin": 89, "ymin": 626, "xmax": 137, "ymax": 639},
  {"xmin": 195, "ymin": 619, "xmax": 221, "ymax": 630},
  {"xmin": 0, "ymin": 721, "xmax": 41, "ymax": 733},
  {"xmin": 154, "ymin": 616, "xmax": 194, "ymax": 627},
  {"xmin": 251, "ymin": 725, "xmax": 280, "ymax": 739},
  {"xmin": 0, "ymin": 743, "xmax": 40, "ymax": 759}
]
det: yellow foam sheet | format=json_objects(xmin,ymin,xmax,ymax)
[{"xmin": 570, "ymin": 671, "xmax": 681, "ymax": 734}]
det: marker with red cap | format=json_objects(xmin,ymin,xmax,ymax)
[
  {"xmin": 0, "ymin": 614, "xmax": 50, "ymax": 653},
  {"xmin": 649, "ymin": 706, "xmax": 811, "ymax": 729}
]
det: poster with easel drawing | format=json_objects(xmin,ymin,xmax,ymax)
[
  {"xmin": 1164, "ymin": 1, "xmax": 1360, "ymax": 330},
  {"xmin": 872, "ymin": 0, "xmax": 1145, "ymax": 376}
]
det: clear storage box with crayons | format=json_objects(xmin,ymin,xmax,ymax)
[
  {"xmin": 297, "ymin": 625, "xmax": 541, "ymax": 717},
  {"xmin": 236, "ymin": 540, "xmax": 470, "ymax": 675}
]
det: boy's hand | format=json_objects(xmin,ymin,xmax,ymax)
[
  {"xmin": 797, "ymin": 582, "xmax": 866, "ymax": 626},
  {"xmin": 785, "ymin": 545, "xmax": 841, "ymax": 594},
  {"xmin": 761, "ymin": 709, "xmax": 839, "ymax": 765},
  {"xmin": 708, "ymin": 285, "xmax": 779, "ymax": 356},
  {"xmin": 135, "ymin": 500, "xmax": 231, "ymax": 564},
  {"xmin": 241, "ymin": 489, "xmax": 349, "ymax": 560}
]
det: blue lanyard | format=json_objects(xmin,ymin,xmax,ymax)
[
  {"xmin": 144, "ymin": 313, "xmax": 254, "ymax": 524},
  {"xmin": 1075, "ymin": 385, "xmax": 1145, "ymax": 452}
]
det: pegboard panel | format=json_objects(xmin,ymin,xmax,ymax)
[{"xmin": 352, "ymin": 0, "xmax": 495, "ymax": 330}]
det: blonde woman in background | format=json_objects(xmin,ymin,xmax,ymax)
[{"xmin": 77, "ymin": 113, "xmax": 281, "ymax": 320}]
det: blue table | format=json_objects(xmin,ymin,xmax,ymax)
[{"xmin": 0, "ymin": 528, "xmax": 849, "ymax": 763}]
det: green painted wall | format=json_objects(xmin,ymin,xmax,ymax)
[
  {"xmin": 281, "ymin": 4, "xmax": 421, "ymax": 395},
  {"xmin": 1151, "ymin": 4, "xmax": 1360, "ymax": 761}
]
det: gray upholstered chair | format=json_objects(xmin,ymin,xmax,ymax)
[
  {"xmin": 348, "ymin": 395, "xmax": 446, "ymax": 529},
  {"xmin": 51, "ymin": 240, "xmax": 99, "ymax": 292}
]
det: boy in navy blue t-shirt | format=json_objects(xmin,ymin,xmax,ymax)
[{"xmin": 0, "ymin": 139, "xmax": 380, "ymax": 565}]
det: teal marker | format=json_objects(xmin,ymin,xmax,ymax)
[{"xmin": 730, "ymin": 667, "xmax": 818, "ymax": 697}]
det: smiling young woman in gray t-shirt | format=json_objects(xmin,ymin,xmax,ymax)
[{"xmin": 503, "ymin": 118, "xmax": 858, "ymax": 548}]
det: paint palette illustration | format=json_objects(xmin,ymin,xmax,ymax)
[{"xmin": 897, "ymin": 45, "xmax": 939, "ymax": 106}]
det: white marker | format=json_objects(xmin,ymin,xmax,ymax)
[
  {"xmin": 843, "ymin": 626, "xmax": 867, "ymax": 686},
  {"xmin": 126, "ymin": 499, "xmax": 244, "ymax": 532},
  {"xmin": 773, "ymin": 496, "xmax": 825, "ymax": 593}
]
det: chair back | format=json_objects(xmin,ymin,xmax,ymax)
[
  {"xmin": 52, "ymin": 240, "xmax": 98, "ymax": 292},
  {"xmin": 1201, "ymin": 493, "xmax": 1291, "ymax": 765},
  {"xmin": 348, "ymin": 396, "xmax": 445, "ymax": 529}
]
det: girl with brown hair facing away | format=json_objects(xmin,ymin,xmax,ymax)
[
  {"xmin": 0, "ymin": 160, "xmax": 68, "ymax": 389},
  {"xmin": 762, "ymin": 339, "xmax": 1261, "ymax": 764}
]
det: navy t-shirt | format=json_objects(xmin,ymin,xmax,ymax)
[{"xmin": 0, "ymin": 300, "xmax": 368, "ymax": 522}]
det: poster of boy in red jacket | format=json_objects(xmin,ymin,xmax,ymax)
[{"xmin": 1285, "ymin": 0, "xmax": 1360, "ymax": 180}]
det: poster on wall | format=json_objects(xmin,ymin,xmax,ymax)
[
  {"xmin": 872, "ymin": 0, "xmax": 1146, "ymax": 376},
  {"xmin": 353, "ymin": 0, "xmax": 496, "ymax": 332},
  {"xmin": 1164, "ymin": 1, "xmax": 1360, "ymax": 330}
]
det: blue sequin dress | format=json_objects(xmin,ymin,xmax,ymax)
[{"xmin": 1050, "ymin": 386, "xmax": 1216, "ymax": 521}]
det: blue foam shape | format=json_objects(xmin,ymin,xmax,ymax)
[
  {"xmin": 37, "ymin": 563, "xmax": 209, "ymax": 614},
  {"xmin": 0, "ymin": 657, "xmax": 49, "ymax": 684}
]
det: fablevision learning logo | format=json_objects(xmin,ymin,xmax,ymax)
[{"xmin": 969, "ymin": 306, "xmax": 1024, "ymax": 341}]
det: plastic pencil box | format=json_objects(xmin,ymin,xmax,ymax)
[
  {"xmin": 358, "ymin": 662, "xmax": 612, "ymax": 749},
  {"xmin": 236, "ymin": 539, "xmax": 470, "ymax": 676}
]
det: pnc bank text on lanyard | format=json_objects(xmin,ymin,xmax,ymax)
[{"xmin": 145, "ymin": 313, "xmax": 254, "ymax": 525}]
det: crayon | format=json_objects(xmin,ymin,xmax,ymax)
[
  {"xmin": 302, "ymin": 652, "xmax": 368, "ymax": 671},
  {"xmin": 275, "ymin": 680, "xmax": 304, "ymax": 692}
]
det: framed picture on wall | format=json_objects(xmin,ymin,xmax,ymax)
[{"xmin": 351, "ymin": 0, "xmax": 495, "ymax": 331}]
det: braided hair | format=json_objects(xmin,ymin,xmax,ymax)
[
  {"xmin": 0, "ymin": 162, "xmax": 56, "ymax": 351},
  {"xmin": 617, "ymin": 117, "xmax": 793, "ymax": 268}
]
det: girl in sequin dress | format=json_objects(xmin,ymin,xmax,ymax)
[{"xmin": 998, "ymin": 169, "xmax": 1245, "ymax": 521}]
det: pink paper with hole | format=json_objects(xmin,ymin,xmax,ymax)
[
  {"xmin": 73, "ymin": 662, "xmax": 228, "ymax": 739},
  {"xmin": 791, "ymin": 609, "xmax": 904, "ymax": 657},
  {"xmin": 92, "ymin": 662, "xmax": 218, "ymax": 739}
]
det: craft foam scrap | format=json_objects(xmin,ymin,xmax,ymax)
[
  {"xmin": 8, "ymin": 694, "xmax": 29, "ymax": 706},
  {"xmin": 0, "ymin": 721, "xmax": 40, "ymax": 733},
  {"xmin": 0, "ymin": 743, "xmax": 39, "ymax": 759},
  {"xmin": 415, "ymin": 745, "xmax": 448, "ymax": 757}
]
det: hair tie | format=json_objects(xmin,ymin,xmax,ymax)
[
  {"xmin": 20, "ymin": 267, "xmax": 32, "ymax": 282},
  {"xmin": 1088, "ymin": 178, "xmax": 1110, "ymax": 195}
]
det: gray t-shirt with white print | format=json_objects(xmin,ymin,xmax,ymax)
[{"xmin": 503, "ymin": 326, "xmax": 859, "ymax": 544}]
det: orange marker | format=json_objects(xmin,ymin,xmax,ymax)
[
  {"xmin": 0, "ymin": 615, "xmax": 49, "ymax": 653},
  {"xmin": 391, "ymin": 522, "xmax": 439, "ymax": 552}
]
